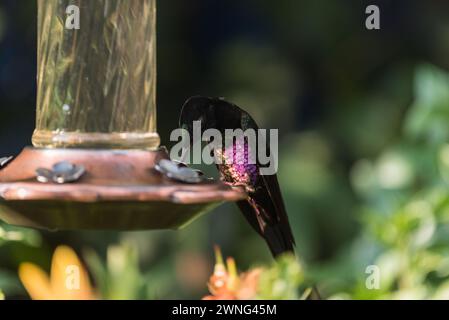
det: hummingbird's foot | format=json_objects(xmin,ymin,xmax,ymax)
[{"xmin": 222, "ymin": 181, "xmax": 254, "ymax": 193}]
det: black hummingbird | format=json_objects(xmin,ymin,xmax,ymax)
[{"xmin": 179, "ymin": 96, "xmax": 295, "ymax": 257}]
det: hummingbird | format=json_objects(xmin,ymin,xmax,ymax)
[{"xmin": 179, "ymin": 96, "xmax": 295, "ymax": 257}]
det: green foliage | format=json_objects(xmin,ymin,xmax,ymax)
[
  {"xmin": 84, "ymin": 241, "xmax": 149, "ymax": 300},
  {"xmin": 319, "ymin": 65, "xmax": 449, "ymax": 299},
  {"xmin": 406, "ymin": 65, "xmax": 449, "ymax": 145},
  {"xmin": 257, "ymin": 254, "xmax": 306, "ymax": 300},
  {"xmin": 0, "ymin": 222, "xmax": 42, "ymax": 298},
  {"xmin": 0, "ymin": 224, "xmax": 42, "ymax": 247}
]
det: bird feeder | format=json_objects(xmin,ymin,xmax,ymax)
[{"xmin": 0, "ymin": 0, "xmax": 246, "ymax": 231}]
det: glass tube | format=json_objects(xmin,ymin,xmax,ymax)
[{"xmin": 33, "ymin": 0, "xmax": 160, "ymax": 149}]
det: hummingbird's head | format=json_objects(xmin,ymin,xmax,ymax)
[{"xmin": 179, "ymin": 96, "xmax": 217, "ymax": 145}]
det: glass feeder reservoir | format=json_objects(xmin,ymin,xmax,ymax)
[
  {"xmin": 0, "ymin": 0, "xmax": 246, "ymax": 231},
  {"xmin": 34, "ymin": 0, "xmax": 160, "ymax": 149}
]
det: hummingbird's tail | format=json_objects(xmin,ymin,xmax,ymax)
[
  {"xmin": 237, "ymin": 199, "xmax": 295, "ymax": 258},
  {"xmin": 262, "ymin": 224, "xmax": 295, "ymax": 258},
  {"xmin": 237, "ymin": 199, "xmax": 321, "ymax": 299},
  {"xmin": 263, "ymin": 223, "xmax": 295, "ymax": 257}
]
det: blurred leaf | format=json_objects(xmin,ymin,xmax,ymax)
[
  {"xmin": 257, "ymin": 254, "xmax": 305, "ymax": 300},
  {"xmin": 0, "ymin": 223, "xmax": 42, "ymax": 247},
  {"xmin": 405, "ymin": 65, "xmax": 449, "ymax": 144},
  {"xmin": 0, "ymin": 270, "xmax": 23, "ymax": 297},
  {"xmin": 85, "ymin": 242, "xmax": 145, "ymax": 300}
]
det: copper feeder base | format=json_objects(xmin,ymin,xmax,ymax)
[{"xmin": 0, "ymin": 147, "xmax": 247, "ymax": 231}]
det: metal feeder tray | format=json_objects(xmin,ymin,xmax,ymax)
[{"xmin": 0, "ymin": 147, "xmax": 247, "ymax": 231}]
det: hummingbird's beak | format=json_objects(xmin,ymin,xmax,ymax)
[{"xmin": 179, "ymin": 124, "xmax": 193, "ymax": 163}]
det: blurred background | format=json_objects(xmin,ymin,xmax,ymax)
[{"xmin": 2, "ymin": 0, "xmax": 449, "ymax": 299}]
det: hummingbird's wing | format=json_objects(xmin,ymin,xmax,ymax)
[
  {"xmin": 237, "ymin": 173, "xmax": 295, "ymax": 257},
  {"xmin": 259, "ymin": 172, "xmax": 296, "ymax": 243},
  {"xmin": 238, "ymin": 112, "xmax": 296, "ymax": 255}
]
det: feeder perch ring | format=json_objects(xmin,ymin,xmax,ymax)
[{"xmin": 0, "ymin": 148, "xmax": 247, "ymax": 231}]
